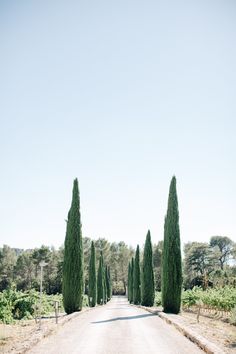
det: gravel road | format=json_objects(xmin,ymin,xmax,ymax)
[{"xmin": 27, "ymin": 296, "xmax": 204, "ymax": 354}]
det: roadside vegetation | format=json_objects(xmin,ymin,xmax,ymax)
[{"xmin": 0, "ymin": 289, "xmax": 64, "ymax": 324}]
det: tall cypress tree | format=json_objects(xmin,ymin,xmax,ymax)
[
  {"xmin": 97, "ymin": 251, "xmax": 104, "ymax": 305},
  {"xmin": 162, "ymin": 176, "xmax": 182, "ymax": 314},
  {"xmin": 88, "ymin": 241, "xmax": 97, "ymax": 307},
  {"xmin": 127, "ymin": 262, "xmax": 131, "ymax": 301},
  {"xmin": 103, "ymin": 261, "xmax": 107, "ymax": 304},
  {"xmin": 108, "ymin": 266, "xmax": 112, "ymax": 299},
  {"xmin": 141, "ymin": 230, "xmax": 155, "ymax": 306},
  {"xmin": 105, "ymin": 265, "xmax": 111, "ymax": 301},
  {"xmin": 62, "ymin": 179, "xmax": 84, "ymax": 314},
  {"xmin": 133, "ymin": 245, "xmax": 141, "ymax": 304},
  {"xmin": 129, "ymin": 257, "xmax": 134, "ymax": 303}
]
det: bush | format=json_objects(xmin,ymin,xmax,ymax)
[
  {"xmin": 83, "ymin": 295, "xmax": 89, "ymax": 307},
  {"xmin": 182, "ymin": 287, "xmax": 202, "ymax": 308},
  {"xmin": 0, "ymin": 289, "xmax": 64, "ymax": 323},
  {"xmin": 182, "ymin": 286, "xmax": 236, "ymax": 312},
  {"xmin": 154, "ymin": 292, "xmax": 162, "ymax": 306},
  {"xmin": 155, "ymin": 286, "xmax": 236, "ymax": 313}
]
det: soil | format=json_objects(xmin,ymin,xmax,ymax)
[
  {"xmin": 179, "ymin": 310, "xmax": 236, "ymax": 354},
  {"xmin": 0, "ymin": 308, "xmax": 235, "ymax": 354}
]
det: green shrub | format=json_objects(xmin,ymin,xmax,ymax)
[
  {"xmin": 83, "ymin": 295, "xmax": 89, "ymax": 307},
  {"xmin": 182, "ymin": 287, "xmax": 202, "ymax": 308},
  {"xmin": 154, "ymin": 292, "xmax": 162, "ymax": 306},
  {"xmin": 0, "ymin": 289, "xmax": 65, "ymax": 323}
]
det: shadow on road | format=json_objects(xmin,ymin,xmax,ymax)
[{"xmin": 91, "ymin": 313, "xmax": 155, "ymax": 324}]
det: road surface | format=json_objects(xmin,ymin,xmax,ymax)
[{"xmin": 28, "ymin": 296, "xmax": 204, "ymax": 354}]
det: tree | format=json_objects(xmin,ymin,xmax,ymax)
[
  {"xmin": 83, "ymin": 237, "xmax": 92, "ymax": 295},
  {"xmin": 15, "ymin": 251, "xmax": 34, "ymax": 291},
  {"xmin": 210, "ymin": 236, "xmax": 234, "ymax": 270},
  {"xmin": 108, "ymin": 266, "xmax": 112, "ymax": 298},
  {"xmin": 109, "ymin": 241, "xmax": 133, "ymax": 295},
  {"xmin": 129, "ymin": 257, "xmax": 134, "ymax": 303},
  {"xmin": 88, "ymin": 241, "xmax": 97, "ymax": 307},
  {"xmin": 32, "ymin": 245, "xmax": 51, "ymax": 280},
  {"xmin": 62, "ymin": 179, "xmax": 84, "ymax": 314},
  {"xmin": 0, "ymin": 245, "xmax": 17, "ymax": 290},
  {"xmin": 105, "ymin": 265, "xmax": 111, "ymax": 301},
  {"xmin": 133, "ymin": 245, "xmax": 141, "ymax": 305},
  {"xmin": 44, "ymin": 247, "xmax": 62, "ymax": 294},
  {"xmin": 142, "ymin": 230, "xmax": 155, "ymax": 306},
  {"xmin": 128, "ymin": 262, "xmax": 131, "ymax": 301},
  {"xmin": 103, "ymin": 261, "xmax": 107, "ymax": 304},
  {"xmin": 97, "ymin": 251, "xmax": 104, "ymax": 305},
  {"xmin": 153, "ymin": 241, "xmax": 163, "ymax": 291},
  {"xmin": 162, "ymin": 176, "xmax": 182, "ymax": 314},
  {"xmin": 184, "ymin": 242, "xmax": 216, "ymax": 289}
]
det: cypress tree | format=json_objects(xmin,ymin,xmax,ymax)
[
  {"xmin": 162, "ymin": 176, "xmax": 182, "ymax": 314},
  {"xmin": 97, "ymin": 251, "xmax": 104, "ymax": 305},
  {"xmin": 105, "ymin": 265, "xmax": 111, "ymax": 301},
  {"xmin": 103, "ymin": 261, "xmax": 107, "ymax": 304},
  {"xmin": 88, "ymin": 241, "xmax": 97, "ymax": 307},
  {"xmin": 133, "ymin": 245, "xmax": 141, "ymax": 304},
  {"xmin": 127, "ymin": 262, "xmax": 131, "ymax": 301},
  {"xmin": 108, "ymin": 266, "xmax": 112, "ymax": 299},
  {"xmin": 62, "ymin": 179, "xmax": 84, "ymax": 314},
  {"xmin": 129, "ymin": 257, "xmax": 134, "ymax": 303},
  {"xmin": 141, "ymin": 230, "xmax": 155, "ymax": 306}
]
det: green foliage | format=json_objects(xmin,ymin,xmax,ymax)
[
  {"xmin": 184, "ymin": 242, "xmax": 216, "ymax": 289},
  {"xmin": 162, "ymin": 176, "xmax": 182, "ymax": 314},
  {"xmin": 0, "ymin": 289, "xmax": 64, "ymax": 324},
  {"xmin": 129, "ymin": 258, "xmax": 134, "ymax": 303},
  {"xmin": 108, "ymin": 267, "xmax": 112, "ymax": 299},
  {"xmin": 88, "ymin": 241, "xmax": 97, "ymax": 307},
  {"xmin": 82, "ymin": 294, "xmax": 89, "ymax": 307},
  {"xmin": 105, "ymin": 265, "xmax": 111, "ymax": 301},
  {"xmin": 154, "ymin": 292, "xmax": 162, "ymax": 306},
  {"xmin": 133, "ymin": 245, "xmax": 141, "ymax": 305},
  {"xmin": 112, "ymin": 281, "xmax": 126, "ymax": 295},
  {"xmin": 0, "ymin": 239, "xmax": 136, "ymax": 299},
  {"xmin": 182, "ymin": 286, "xmax": 236, "ymax": 311},
  {"xmin": 97, "ymin": 252, "xmax": 104, "ymax": 305},
  {"xmin": 141, "ymin": 231, "xmax": 155, "ymax": 307},
  {"xmin": 153, "ymin": 241, "xmax": 163, "ymax": 291},
  {"xmin": 63, "ymin": 179, "xmax": 84, "ymax": 314},
  {"xmin": 109, "ymin": 241, "xmax": 133, "ymax": 295},
  {"xmin": 182, "ymin": 287, "xmax": 202, "ymax": 308},
  {"xmin": 154, "ymin": 287, "xmax": 236, "ymax": 315},
  {"xmin": 127, "ymin": 262, "xmax": 131, "ymax": 301},
  {"xmin": 0, "ymin": 245, "xmax": 17, "ymax": 291},
  {"xmin": 210, "ymin": 236, "xmax": 235, "ymax": 270},
  {"xmin": 103, "ymin": 264, "xmax": 107, "ymax": 304}
]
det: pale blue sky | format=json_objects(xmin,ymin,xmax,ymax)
[{"xmin": 0, "ymin": 0, "xmax": 235, "ymax": 249}]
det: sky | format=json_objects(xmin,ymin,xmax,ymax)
[{"xmin": 0, "ymin": 0, "xmax": 235, "ymax": 250}]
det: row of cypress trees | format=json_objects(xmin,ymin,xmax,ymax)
[
  {"xmin": 62, "ymin": 179, "xmax": 112, "ymax": 314},
  {"xmin": 128, "ymin": 176, "xmax": 182, "ymax": 314},
  {"xmin": 62, "ymin": 176, "xmax": 182, "ymax": 314},
  {"xmin": 128, "ymin": 230, "xmax": 155, "ymax": 306},
  {"xmin": 94, "ymin": 248, "xmax": 112, "ymax": 306}
]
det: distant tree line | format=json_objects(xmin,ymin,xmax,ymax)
[{"xmin": 0, "ymin": 239, "xmax": 134, "ymax": 296}]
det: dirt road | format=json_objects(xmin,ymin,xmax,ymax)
[{"xmin": 27, "ymin": 296, "xmax": 204, "ymax": 354}]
